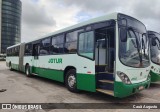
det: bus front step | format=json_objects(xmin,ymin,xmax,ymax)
[
  {"xmin": 98, "ymin": 80, "xmax": 114, "ymax": 84},
  {"xmin": 98, "ymin": 80, "xmax": 114, "ymax": 90},
  {"xmin": 96, "ymin": 72, "xmax": 113, "ymax": 75},
  {"xmin": 95, "ymin": 65, "xmax": 108, "ymax": 73},
  {"xmin": 32, "ymin": 73, "xmax": 38, "ymax": 76},
  {"xmin": 96, "ymin": 89, "xmax": 114, "ymax": 96},
  {"xmin": 96, "ymin": 72, "xmax": 114, "ymax": 81}
]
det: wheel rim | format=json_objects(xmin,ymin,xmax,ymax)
[
  {"xmin": 9, "ymin": 64, "xmax": 11, "ymax": 69},
  {"xmin": 26, "ymin": 67, "xmax": 29, "ymax": 75},
  {"xmin": 68, "ymin": 74, "xmax": 76, "ymax": 88}
]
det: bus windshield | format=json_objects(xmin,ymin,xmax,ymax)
[
  {"xmin": 149, "ymin": 32, "xmax": 160, "ymax": 65},
  {"xmin": 118, "ymin": 14, "xmax": 150, "ymax": 68}
]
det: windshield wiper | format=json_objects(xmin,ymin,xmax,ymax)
[
  {"xmin": 128, "ymin": 27, "xmax": 143, "ymax": 66},
  {"xmin": 142, "ymin": 33, "xmax": 149, "ymax": 58}
]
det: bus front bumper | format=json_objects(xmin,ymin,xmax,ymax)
[{"xmin": 114, "ymin": 79, "xmax": 150, "ymax": 98}]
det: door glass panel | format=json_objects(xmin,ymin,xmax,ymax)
[
  {"xmin": 95, "ymin": 33, "xmax": 107, "ymax": 65},
  {"xmin": 95, "ymin": 27, "xmax": 115, "ymax": 72},
  {"xmin": 78, "ymin": 31, "xmax": 94, "ymax": 59}
]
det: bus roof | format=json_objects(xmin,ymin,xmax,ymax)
[
  {"xmin": 26, "ymin": 12, "xmax": 118, "ymax": 43},
  {"xmin": 8, "ymin": 12, "xmax": 126, "ymax": 49},
  {"xmin": 7, "ymin": 43, "xmax": 21, "ymax": 49},
  {"xmin": 148, "ymin": 30, "xmax": 160, "ymax": 35}
]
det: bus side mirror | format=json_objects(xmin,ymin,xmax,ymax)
[
  {"xmin": 151, "ymin": 38, "xmax": 156, "ymax": 46},
  {"xmin": 120, "ymin": 27, "xmax": 127, "ymax": 42}
]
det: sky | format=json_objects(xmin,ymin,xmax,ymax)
[{"xmin": 21, "ymin": 0, "xmax": 160, "ymax": 42}]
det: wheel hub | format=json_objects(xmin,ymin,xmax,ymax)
[
  {"xmin": 26, "ymin": 68, "xmax": 29, "ymax": 75},
  {"xmin": 68, "ymin": 74, "xmax": 76, "ymax": 88}
]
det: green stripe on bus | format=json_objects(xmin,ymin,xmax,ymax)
[
  {"xmin": 11, "ymin": 63, "xmax": 19, "ymax": 70},
  {"xmin": 33, "ymin": 67, "xmax": 96, "ymax": 92},
  {"xmin": 9, "ymin": 65, "xmax": 96, "ymax": 92},
  {"xmin": 114, "ymin": 79, "xmax": 150, "ymax": 98},
  {"xmin": 32, "ymin": 67, "xmax": 64, "ymax": 82},
  {"xmin": 150, "ymin": 70, "xmax": 160, "ymax": 82},
  {"xmin": 77, "ymin": 73, "xmax": 96, "ymax": 92}
]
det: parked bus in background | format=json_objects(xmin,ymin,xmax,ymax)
[
  {"xmin": 6, "ymin": 13, "xmax": 151, "ymax": 98},
  {"xmin": 148, "ymin": 31, "xmax": 160, "ymax": 82},
  {"xmin": 0, "ymin": 54, "xmax": 6, "ymax": 61}
]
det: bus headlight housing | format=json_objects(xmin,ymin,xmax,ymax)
[{"xmin": 117, "ymin": 72, "xmax": 132, "ymax": 84}]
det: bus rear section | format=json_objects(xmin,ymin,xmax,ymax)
[{"xmin": 6, "ymin": 43, "xmax": 25, "ymax": 71}]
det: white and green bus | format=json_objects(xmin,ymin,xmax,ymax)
[
  {"xmin": 6, "ymin": 13, "xmax": 151, "ymax": 98},
  {"xmin": 148, "ymin": 31, "xmax": 160, "ymax": 82}
]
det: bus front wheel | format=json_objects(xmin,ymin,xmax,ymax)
[
  {"xmin": 25, "ymin": 65, "xmax": 31, "ymax": 77},
  {"xmin": 65, "ymin": 69, "xmax": 79, "ymax": 93}
]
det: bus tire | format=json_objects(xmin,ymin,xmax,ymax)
[
  {"xmin": 25, "ymin": 65, "xmax": 31, "ymax": 77},
  {"xmin": 65, "ymin": 69, "xmax": 79, "ymax": 93},
  {"xmin": 9, "ymin": 62, "xmax": 12, "ymax": 71}
]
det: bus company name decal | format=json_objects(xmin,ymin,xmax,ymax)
[{"xmin": 48, "ymin": 58, "xmax": 62, "ymax": 64}]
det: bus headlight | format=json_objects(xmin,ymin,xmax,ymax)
[{"xmin": 117, "ymin": 72, "xmax": 132, "ymax": 84}]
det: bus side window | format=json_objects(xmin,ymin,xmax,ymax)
[
  {"xmin": 16, "ymin": 46, "xmax": 20, "ymax": 56},
  {"xmin": 40, "ymin": 37, "xmax": 51, "ymax": 55},
  {"xmin": 25, "ymin": 43, "xmax": 32, "ymax": 56},
  {"xmin": 12, "ymin": 48, "xmax": 15, "ymax": 56},
  {"xmin": 51, "ymin": 34, "xmax": 64, "ymax": 54},
  {"xmin": 33, "ymin": 45, "xmax": 39, "ymax": 57},
  {"xmin": 65, "ymin": 29, "xmax": 84, "ymax": 54}
]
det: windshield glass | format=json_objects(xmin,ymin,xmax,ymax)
[
  {"xmin": 118, "ymin": 14, "xmax": 150, "ymax": 68},
  {"xmin": 148, "ymin": 32, "xmax": 160, "ymax": 65}
]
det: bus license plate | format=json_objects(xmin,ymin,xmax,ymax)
[{"xmin": 139, "ymin": 86, "xmax": 144, "ymax": 90}]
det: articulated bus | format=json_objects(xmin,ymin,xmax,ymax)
[
  {"xmin": 6, "ymin": 13, "xmax": 151, "ymax": 98},
  {"xmin": 148, "ymin": 31, "xmax": 160, "ymax": 82}
]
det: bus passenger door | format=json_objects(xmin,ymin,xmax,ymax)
[
  {"xmin": 95, "ymin": 31, "xmax": 108, "ymax": 73},
  {"xmin": 32, "ymin": 44, "xmax": 40, "ymax": 74},
  {"xmin": 95, "ymin": 27, "xmax": 115, "ymax": 93},
  {"xmin": 95, "ymin": 27, "xmax": 115, "ymax": 73}
]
